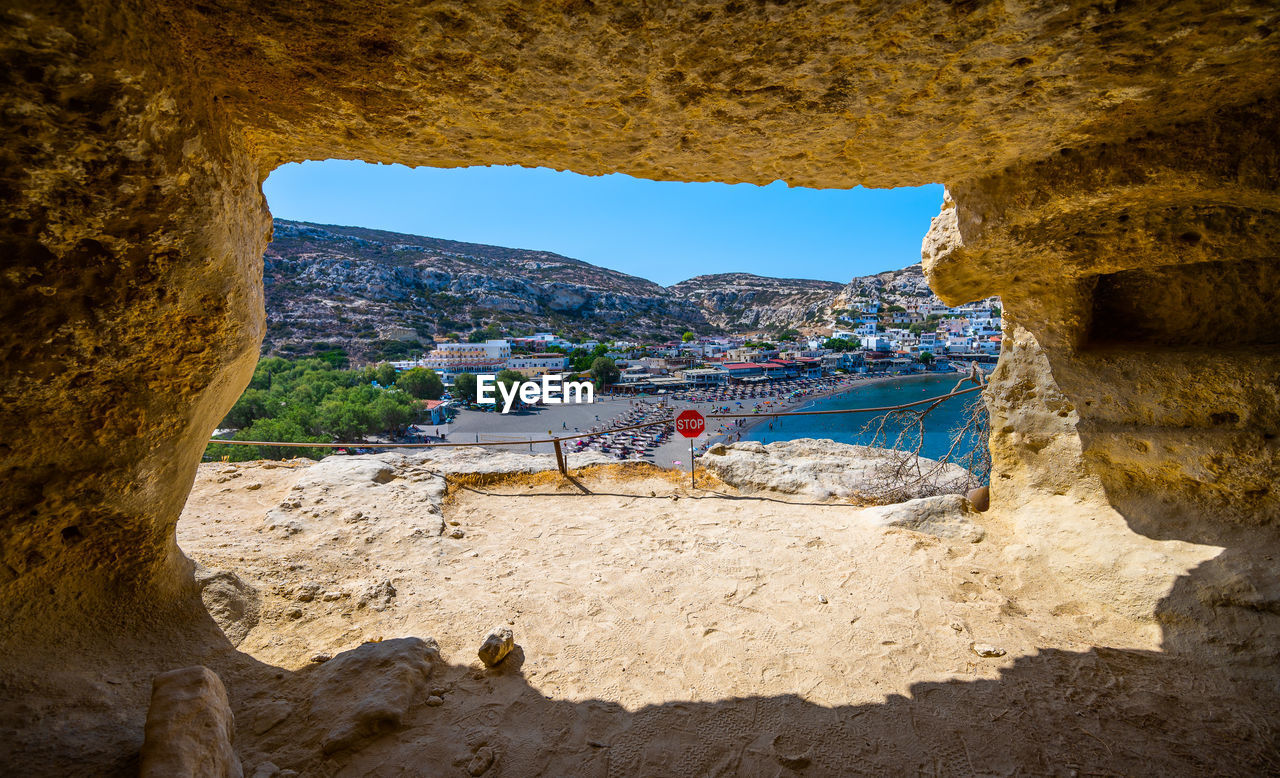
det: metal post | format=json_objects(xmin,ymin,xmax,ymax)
[{"xmin": 689, "ymin": 439, "xmax": 695, "ymax": 489}]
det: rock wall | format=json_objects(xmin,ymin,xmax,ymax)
[
  {"xmin": 1, "ymin": 0, "xmax": 1278, "ymax": 689},
  {"xmin": 924, "ymin": 99, "xmax": 1280, "ymax": 533}
]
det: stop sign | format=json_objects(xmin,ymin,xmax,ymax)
[{"xmin": 675, "ymin": 409, "xmax": 706, "ymax": 438}]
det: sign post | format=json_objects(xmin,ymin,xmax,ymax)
[{"xmin": 675, "ymin": 409, "xmax": 706, "ymax": 489}]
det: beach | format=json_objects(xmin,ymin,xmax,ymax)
[{"xmin": 422, "ymin": 371, "xmax": 968, "ymax": 468}]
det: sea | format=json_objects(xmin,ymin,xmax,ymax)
[{"xmin": 738, "ymin": 373, "xmax": 987, "ymax": 463}]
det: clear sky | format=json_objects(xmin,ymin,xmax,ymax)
[{"xmin": 263, "ymin": 161, "xmax": 944, "ymax": 287}]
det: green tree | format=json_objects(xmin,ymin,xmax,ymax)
[
  {"xmin": 681, "ymin": 331, "xmax": 695, "ymax": 342},
  {"xmin": 570, "ymin": 348, "xmax": 593, "ymax": 372},
  {"xmin": 496, "ymin": 368, "xmax": 526, "ymax": 390},
  {"xmin": 590, "ymin": 357, "xmax": 620, "ymax": 386},
  {"xmin": 824, "ymin": 337, "xmax": 860, "ymax": 352},
  {"xmin": 919, "ymin": 351, "xmax": 935, "ymax": 366},
  {"xmin": 316, "ymin": 397, "xmax": 372, "ymax": 440},
  {"xmin": 206, "ymin": 418, "xmax": 328, "ymax": 462},
  {"xmin": 374, "ymin": 362, "xmax": 397, "ymax": 387},
  {"xmin": 776, "ymin": 328, "xmax": 802, "ymax": 342},
  {"xmin": 452, "ymin": 373, "xmax": 479, "ymax": 403},
  {"xmin": 886, "ymin": 304, "xmax": 907, "ymax": 313},
  {"xmin": 369, "ymin": 394, "xmax": 413, "ymax": 434},
  {"xmin": 396, "ymin": 367, "xmax": 444, "ymax": 399}
]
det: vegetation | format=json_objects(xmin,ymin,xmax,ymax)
[
  {"xmin": 495, "ymin": 368, "xmax": 527, "ymax": 393},
  {"xmin": 824, "ymin": 337, "xmax": 861, "ymax": 352},
  {"xmin": 205, "ymin": 356, "xmax": 420, "ymax": 461},
  {"xmin": 453, "ymin": 372, "xmax": 479, "ymax": 403},
  {"xmin": 395, "ymin": 367, "xmax": 444, "ymax": 400},
  {"xmin": 775, "ymin": 328, "xmax": 802, "ymax": 342},
  {"xmin": 570, "ymin": 344, "xmax": 609, "ymax": 372},
  {"xmin": 590, "ymin": 356, "xmax": 620, "ymax": 386},
  {"xmin": 681, "ymin": 331, "xmax": 695, "ymax": 342}
]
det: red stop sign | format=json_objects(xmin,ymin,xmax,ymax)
[{"xmin": 675, "ymin": 409, "xmax": 706, "ymax": 438}]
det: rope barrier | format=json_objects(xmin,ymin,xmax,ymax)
[{"xmin": 207, "ymin": 384, "xmax": 985, "ymax": 449}]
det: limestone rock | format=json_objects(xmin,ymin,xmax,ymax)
[
  {"xmin": 972, "ymin": 643, "xmax": 1007, "ymax": 658},
  {"xmin": 194, "ymin": 565, "xmax": 261, "ymax": 646},
  {"xmin": 701, "ymin": 439, "xmax": 973, "ymax": 502},
  {"xmin": 478, "ymin": 626, "xmax": 515, "ymax": 668},
  {"xmin": 140, "ymin": 666, "xmax": 242, "ymax": 778},
  {"xmin": 309, "ymin": 637, "xmax": 440, "ymax": 754},
  {"xmin": 861, "ymin": 495, "xmax": 985, "ymax": 543},
  {"xmin": 468, "ymin": 746, "xmax": 496, "ymax": 776},
  {"xmin": 358, "ymin": 579, "xmax": 397, "ymax": 612}
]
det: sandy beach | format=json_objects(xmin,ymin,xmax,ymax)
[{"xmin": 422, "ymin": 372, "xmax": 961, "ymax": 468}]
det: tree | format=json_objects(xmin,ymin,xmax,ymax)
[
  {"xmin": 570, "ymin": 348, "xmax": 594, "ymax": 373},
  {"xmin": 681, "ymin": 331, "xmax": 695, "ymax": 342},
  {"xmin": 824, "ymin": 337, "xmax": 860, "ymax": 352},
  {"xmin": 373, "ymin": 362, "xmax": 397, "ymax": 387},
  {"xmin": 452, "ymin": 373, "xmax": 479, "ymax": 403},
  {"xmin": 495, "ymin": 369, "xmax": 526, "ymax": 397},
  {"xmin": 589, "ymin": 357, "xmax": 620, "ymax": 386},
  {"xmin": 396, "ymin": 367, "xmax": 444, "ymax": 400},
  {"xmin": 369, "ymin": 394, "xmax": 413, "ymax": 434},
  {"xmin": 919, "ymin": 351, "xmax": 935, "ymax": 366},
  {"xmin": 776, "ymin": 328, "xmax": 802, "ymax": 342},
  {"xmin": 886, "ymin": 304, "xmax": 907, "ymax": 313},
  {"xmin": 206, "ymin": 418, "xmax": 328, "ymax": 462}
]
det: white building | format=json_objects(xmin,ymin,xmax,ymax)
[{"xmin": 507, "ymin": 353, "xmax": 570, "ymax": 377}]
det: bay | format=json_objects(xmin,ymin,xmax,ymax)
[{"xmin": 739, "ymin": 373, "xmax": 988, "ymax": 464}]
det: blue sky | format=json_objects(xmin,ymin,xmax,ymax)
[{"xmin": 264, "ymin": 161, "xmax": 944, "ymax": 286}]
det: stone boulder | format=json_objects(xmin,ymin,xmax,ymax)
[
  {"xmin": 194, "ymin": 566, "xmax": 261, "ymax": 646},
  {"xmin": 140, "ymin": 666, "xmax": 242, "ymax": 778},
  {"xmin": 308, "ymin": 637, "xmax": 441, "ymax": 754},
  {"xmin": 700, "ymin": 439, "xmax": 973, "ymax": 502},
  {"xmin": 477, "ymin": 626, "xmax": 515, "ymax": 667},
  {"xmin": 859, "ymin": 494, "xmax": 986, "ymax": 543}
]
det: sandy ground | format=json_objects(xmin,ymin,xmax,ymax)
[{"xmin": 170, "ymin": 454, "xmax": 1280, "ymax": 776}]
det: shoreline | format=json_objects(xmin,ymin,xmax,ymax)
[
  {"xmin": 712, "ymin": 372, "xmax": 960, "ymax": 450},
  {"xmin": 425, "ymin": 370, "xmax": 970, "ymax": 469}
]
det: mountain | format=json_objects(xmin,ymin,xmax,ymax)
[
  {"xmin": 260, "ymin": 219, "xmax": 955, "ymax": 361},
  {"xmin": 667, "ymin": 273, "xmax": 846, "ymax": 330},
  {"xmin": 828, "ymin": 263, "xmax": 936, "ymax": 311},
  {"xmin": 262, "ymin": 220, "xmax": 710, "ymax": 359}
]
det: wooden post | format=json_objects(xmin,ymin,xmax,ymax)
[{"xmin": 553, "ymin": 438, "xmax": 567, "ymax": 475}]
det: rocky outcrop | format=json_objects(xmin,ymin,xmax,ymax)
[
  {"xmin": 859, "ymin": 494, "xmax": 985, "ymax": 543},
  {"xmin": 668, "ymin": 273, "xmax": 844, "ymax": 331},
  {"xmin": 700, "ymin": 439, "xmax": 974, "ymax": 502},
  {"xmin": 308, "ymin": 638, "xmax": 440, "ymax": 754},
  {"xmin": 140, "ymin": 666, "xmax": 242, "ymax": 778},
  {"xmin": 194, "ymin": 566, "xmax": 261, "ymax": 647},
  {"xmin": 923, "ymin": 101, "xmax": 1280, "ymax": 531}
]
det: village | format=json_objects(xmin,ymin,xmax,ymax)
[{"xmin": 389, "ymin": 298, "xmax": 1003, "ymax": 406}]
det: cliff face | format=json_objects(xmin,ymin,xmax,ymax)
[
  {"xmin": 667, "ymin": 273, "xmax": 844, "ymax": 330},
  {"xmin": 264, "ymin": 220, "xmax": 712, "ymax": 354}
]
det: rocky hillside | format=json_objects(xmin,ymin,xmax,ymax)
[
  {"xmin": 829, "ymin": 263, "xmax": 935, "ymax": 310},
  {"xmin": 261, "ymin": 219, "xmax": 956, "ymax": 360},
  {"xmin": 263, "ymin": 220, "xmax": 710, "ymax": 358},
  {"xmin": 667, "ymin": 273, "xmax": 845, "ymax": 330}
]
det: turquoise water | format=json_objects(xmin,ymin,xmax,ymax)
[{"xmin": 739, "ymin": 374, "xmax": 987, "ymax": 464}]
